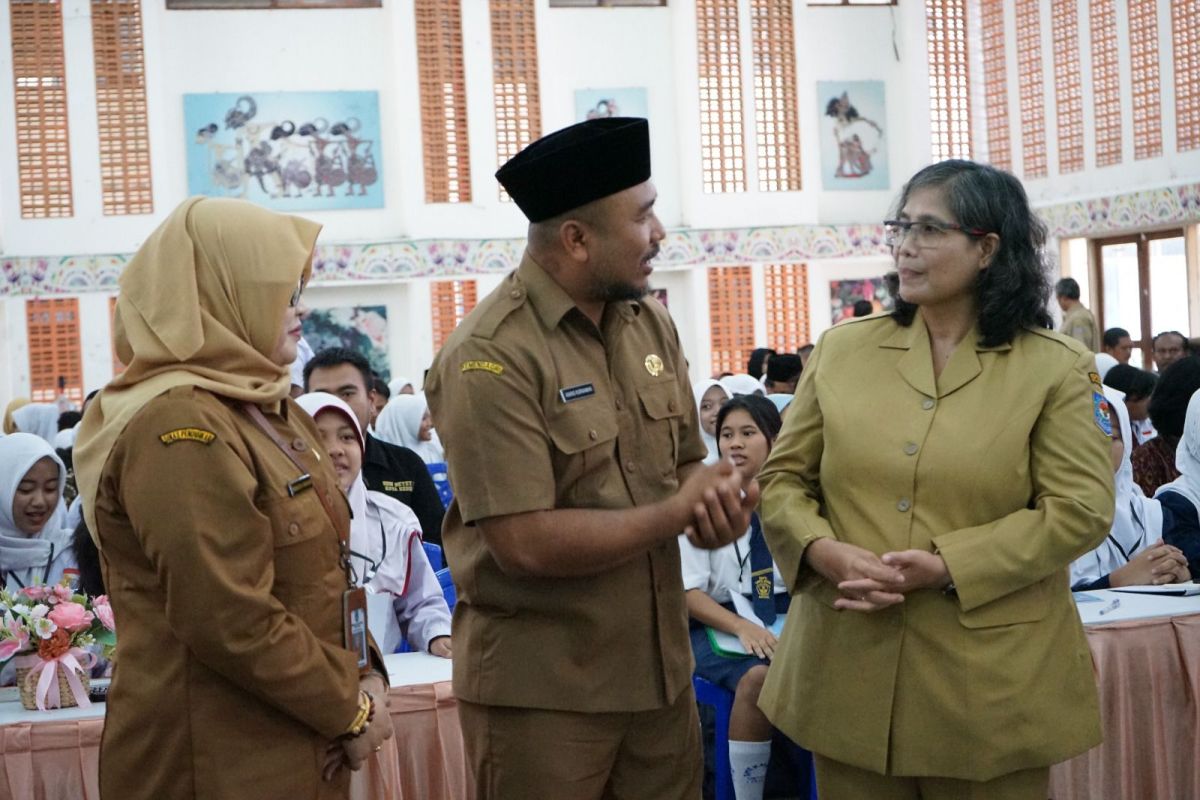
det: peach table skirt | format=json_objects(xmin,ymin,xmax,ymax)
[
  {"xmin": 1049, "ymin": 613, "xmax": 1200, "ymax": 800},
  {"xmin": 0, "ymin": 680, "xmax": 473, "ymax": 800}
]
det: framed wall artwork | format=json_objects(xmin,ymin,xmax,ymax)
[
  {"xmin": 816, "ymin": 80, "xmax": 889, "ymax": 191},
  {"xmin": 829, "ymin": 276, "xmax": 894, "ymax": 324},
  {"xmin": 302, "ymin": 305, "xmax": 390, "ymax": 382},
  {"xmin": 184, "ymin": 91, "xmax": 383, "ymax": 211},
  {"xmin": 574, "ymin": 87, "xmax": 649, "ymax": 122}
]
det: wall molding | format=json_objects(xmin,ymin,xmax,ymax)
[{"xmin": 3, "ymin": 181, "xmax": 1198, "ymax": 297}]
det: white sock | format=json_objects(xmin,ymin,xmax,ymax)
[{"xmin": 728, "ymin": 739, "xmax": 771, "ymax": 800}]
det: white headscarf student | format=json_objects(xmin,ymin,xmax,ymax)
[
  {"xmin": 388, "ymin": 376, "xmax": 414, "ymax": 397},
  {"xmin": 693, "ymin": 379, "xmax": 730, "ymax": 465},
  {"xmin": 375, "ymin": 393, "xmax": 444, "ymax": 465},
  {"xmin": 1154, "ymin": 390, "xmax": 1200, "ymax": 580},
  {"xmin": 296, "ymin": 392, "xmax": 452, "ymax": 658},
  {"xmin": 1094, "ymin": 352, "xmax": 1119, "ymax": 382},
  {"xmin": 0, "ymin": 433, "xmax": 78, "ymax": 593},
  {"xmin": 720, "ymin": 373, "xmax": 765, "ymax": 398},
  {"xmin": 1072, "ymin": 390, "xmax": 1189, "ymax": 590},
  {"xmin": 11, "ymin": 403, "xmax": 60, "ymax": 445}
]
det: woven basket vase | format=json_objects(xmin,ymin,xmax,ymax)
[{"xmin": 15, "ymin": 663, "xmax": 90, "ymax": 710}]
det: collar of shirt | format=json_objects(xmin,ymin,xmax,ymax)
[{"xmin": 518, "ymin": 253, "xmax": 640, "ymax": 331}]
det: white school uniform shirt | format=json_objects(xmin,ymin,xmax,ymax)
[
  {"xmin": 0, "ymin": 433, "xmax": 78, "ymax": 593},
  {"xmin": 348, "ymin": 477, "xmax": 451, "ymax": 652},
  {"xmin": 678, "ymin": 525, "xmax": 788, "ymax": 604}
]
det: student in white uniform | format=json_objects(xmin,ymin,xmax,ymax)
[
  {"xmin": 375, "ymin": 393, "xmax": 445, "ymax": 466},
  {"xmin": 1070, "ymin": 390, "xmax": 1189, "ymax": 590},
  {"xmin": 297, "ymin": 392, "xmax": 452, "ymax": 658},
  {"xmin": 0, "ymin": 433, "xmax": 78, "ymax": 595},
  {"xmin": 679, "ymin": 395, "xmax": 791, "ymax": 800},
  {"xmin": 693, "ymin": 378, "xmax": 731, "ymax": 465}
]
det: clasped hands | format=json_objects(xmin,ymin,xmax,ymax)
[
  {"xmin": 805, "ymin": 538, "xmax": 951, "ymax": 613},
  {"xmin": 322, "ymin": 672, "xmax": 395, "ymax": 781},
  {"xmin": 678, "ymin": 460, "xmax": 760, "ymax": 551}
]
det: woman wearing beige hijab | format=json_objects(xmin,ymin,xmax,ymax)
[{"xmin": 74, "ymin": 197, "xmax": 392, "ymax": 800}]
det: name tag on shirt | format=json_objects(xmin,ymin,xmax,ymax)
[{"xmin": 559, "ymin": 383, "xmax": 596, "ymax": 403}]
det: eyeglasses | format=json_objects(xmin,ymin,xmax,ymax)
[
  {"xmin": 288, "ymin": 279, "xmax": 305, "ymax": 308},
  {"xmin": 883, "ymin": 219, "xmax": 990, "ymax": 249}
]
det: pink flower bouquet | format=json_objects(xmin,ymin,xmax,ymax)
[{"xmin": 0, "ymin": 581, "xmax": 117, "ymax": 710}]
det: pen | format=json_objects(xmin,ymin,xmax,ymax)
[{"xmin": 1096, "ymin": 597, "xmax": 1121, "ymax": 616}]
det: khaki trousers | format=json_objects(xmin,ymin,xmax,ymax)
[
  {"xmin": 458, "ymin": 686, "xmax": 702, "ymax": 800},
  {"xmin": 815, "ymin": 754, "xmax": 1051, "ymax": 800}
]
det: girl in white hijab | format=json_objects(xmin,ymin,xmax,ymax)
[
  {"xmin": 1071, "ymin": 391, "xmax": 1190, "ymax": 589},
  {"xmin": 692, "ymin": 379, "xmax": 730, "ymax": 465},
  {"xmin": 0, "ymin": 433, "xmax": 78, "ymax": 593},
  {"xmin": 375, "ymin": 393, "xmax": 444, "ymax": 465},
  {"xmin": 1154, "ymin": 390, "xmax": 1200, "ymax": 581},
  {"xmin": 297, "ymin": 392, "xmax": 452, "ymax": 658},
  {"xmin": 11, "ymin": 403, "xmax": 60, "ymax": 445},
  {"xmin": 719, "ymin": 373, "xmax": 765, "ymax": 398},
  {"xmin": 387, "ymin": 376, "xmax": 414, "ymax": 397}
]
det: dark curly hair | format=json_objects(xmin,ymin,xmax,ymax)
[{"xmin": 885, "ymin": 160, "xmax": 1053, "ymax": 347}]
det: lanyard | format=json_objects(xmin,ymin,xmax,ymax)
[
  {"xmin": 241, "ymin": 402, "xmax": 353, "ymax": 590},
  {"xmin": 4, "ymin": 543, "xmax": 56, "ymax": 589}
]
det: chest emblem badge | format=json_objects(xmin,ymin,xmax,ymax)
[{"xmin": 644, "ymin": 354, "xmax": 664, "ymax": 377}]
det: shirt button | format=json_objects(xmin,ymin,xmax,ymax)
[
  {"xmin": 625, "ymin": 460, "xmax": 638, "ymax": 473},
  {"xmin": 291, "ymin": 438, "xmax": 308, "ymax": 452},
  {"xmin": 922, "ymin": 398, "xmax": 935, "ymax": 410},
  {"xmin": 288, "ymin": 522, "xmax": 300, "ymax": 537},
  {"xmin": 615, "ymin": 397, "xmax": 623, "ymax": 411},
  {"xmin": 588, "ymin": 429, "xmax": 598, "ymax": 441},
  {"xmin": 668, "ymin": 400, "xmax": 677, "ymax": 413},
  {"xmin": 509, "ymin": 288, "xmax": 522, "ymax": 300},
  {"xmin": 903, "ymin": 442, "xmax": 918, "ymax": 456},
  {"xmin": 897, "ymin": 498, "xmax": 911, "ymax": 512}
]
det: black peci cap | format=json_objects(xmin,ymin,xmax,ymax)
[{"xmin": 495, "ymin": 117, "xmax": 651, "ymax": 222}]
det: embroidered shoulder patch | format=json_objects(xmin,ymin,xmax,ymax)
[
  {"xmin": 461, "ymin": 360, "xmax": 504, "ymax": 375},
  {"xmin": 159, "ymin": 427, "xmax": 216, "ymax": 446},
  {"xmin": 1092, "ymin": 392, "xmax": 1113, "ymax": 437},
  {"xmin": 1088, "ymin": 371, "xmax": 1104, "ymax": 391}
]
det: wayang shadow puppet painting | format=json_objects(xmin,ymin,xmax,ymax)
[
  {"xmin": 185, "ymin": 91, "xmax": 384, "ymax": 211},
  {"xmin": 817, "ymin": 80, "xmax": 889, "ymax": 191}
]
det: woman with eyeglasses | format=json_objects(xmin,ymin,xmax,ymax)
[
  {"xmin": 296, "ymin": 392, "xmax": 452, "ymax": 658},
  {"xmin": 73, "ymin": 197, "xmax": 393, "ymax": 800},
  {"xmin": 756, "ymin": 161, "xmax": 1115, "ymax": 799}
]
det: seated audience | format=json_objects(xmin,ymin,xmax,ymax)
[
  {"xmin": 370, "ymin": 374, "xmax": 390, "ymax": 420},
  {"xmin": 1133, "ymin": 357, "xmax": 1200, "ymax": 495},
  {"xmin": 747, "ymin": 348, "xmax": 775, "ymax": 381},
  {"xmin": 1104, "ymin": 364, "xmax": 1157, "ymax": 445},
  {"xmin": 11, "ymin": 403, "xmax": 60, "ymax": 445},
  {"xmin": 763, "ymin": 353, "xmax": 802, "ymax": 395},
  {"xmin": 1070, "ymin": 392, "xmax": 1189, "ymax": 590},
  {"xmin": 1155, "ymin": 390, "xmax": 1200, "ymax": 581},
  {"xmin": 297, "ymin": 393, "xmax": 451, "ymax": 658},
  {"xmin": 680, "ymin": 395, "xmax": 790, "ymax": 800},
  {"xmin": 0, "ymin": 433, "xmax": 78, "ymax": 593},
  {"xmin": 721, "ymin": 373, "xmax": 766, "ymax": 398},
  {"xmin": 1102, "ymin": 327, "xmax": 1133, "ymax": 365},
  {"xmin": 376, "ymin": 394, "xmax": 445, "ymax": 466},
  {"xmin": 305, "ymin": 347, "xmax": 446, "ymax": 545},
  {"xmin": 693, "ymin": 379, "xmax": 731, "ymax": 465},
  {"xmin": 388, "ymin": 376, "xmax": 415, "ymax": 396},
  {"xmin": 1152, "ymin": 331, "xmax": 1189, "ymax": 372}
]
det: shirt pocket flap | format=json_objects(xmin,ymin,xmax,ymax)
[
  {"xmin": 637, "ymin": 382, "xmax": 683, "ymax": 421},
  {"xmin": 547, "ymin": 413, "xmax": 618, "ymax": 456},
  {"xmin": 957, "ymin": 579, "xmax": 1049, "ymax": 628}
]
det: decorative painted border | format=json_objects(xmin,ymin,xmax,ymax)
[{"xmin": 3, "ymin": 181, "xmax": 1198, "ymax": 296}]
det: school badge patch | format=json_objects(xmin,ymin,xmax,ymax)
[
  {"xmin": 1092, "ymin": 392, "xmax": 1113, "ymax": 437},
  {"xmin": 159, "ymin": 427, "xmax": 216, "ymax": 446}
]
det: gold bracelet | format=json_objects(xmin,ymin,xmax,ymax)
[{"xmin": 344, "ymin": 690, "xmax": 372, "ymax": 736}]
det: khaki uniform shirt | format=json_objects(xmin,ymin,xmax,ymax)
[
  {"xmin": 1060, "ymin": 303, "xmax": 1100, "ymax": 351},
  {"xmin": 425, "ymin": 254, "xmax": 706, "ymax": 713},
  {"xmin": 93, "ymin": 387, "xmax": 362, "ymax": 800},
  {"xmin": 758, "ymin": 317, "xmax": 1114, "ymax": 781}
]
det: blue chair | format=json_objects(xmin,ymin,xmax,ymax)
[
  {"xmin": 693, "ymin": 674, "xmax": 819, "ymax": 800},
  {"xmin": 423, "ymin": 541, "xmax": 444, "ymax": 571},
  {"xmin": 693, "ymin": 676, "xmax": 735, "ymax": 800},
  {"xmin": 435, "ymin": 567, "xmax": 455, "ymax": 612}
]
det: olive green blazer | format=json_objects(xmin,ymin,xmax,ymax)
[{"xmin": 759, "ymin": 315, "xmax": 1114, "ymax": 781}]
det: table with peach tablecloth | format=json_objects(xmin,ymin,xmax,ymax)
[
  {"xmin": 0, "ymin": 652, "xmax": 473, "ymax": 800},
  {"xmin": 1049, "ymin": 590, "xmax": 1200, "ymax": 800}
]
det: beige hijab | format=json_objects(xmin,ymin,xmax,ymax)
[{"xmin": 74, "ymin": 197, "xmax": 321, "ymax": 543}]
